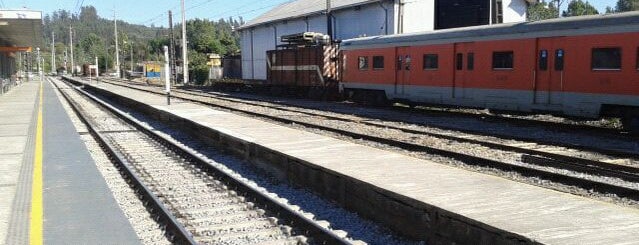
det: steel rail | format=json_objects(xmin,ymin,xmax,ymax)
[
  {"xmin": 64, "ymin": 76, "xmax": 639, "ymax": 202},
  {"xmin": 103, "ymin": 78, "xmax": 639, "ymax": 159},
  {"xmin": 58, "ymin": 77, "xmax": 355, "ymax": 245},
  {"xmin": 98, "ymin": 78, "xmax": 639, "ymax": 182},
  {"xmin": 50, "ymin": 78, "xmax": 197, "ymax": 244}
]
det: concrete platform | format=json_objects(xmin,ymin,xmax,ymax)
[
  {"xmin": 69, "ymin": 77, "xmax": 639, "ymax": 245},
  {"xmin": 1, "ymin": 80, "xmax": 140, "ymax": 244}
]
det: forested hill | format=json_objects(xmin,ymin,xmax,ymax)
[{"xmin": 43, "ymin": 5, "xmax": 243, "ymax": 82}]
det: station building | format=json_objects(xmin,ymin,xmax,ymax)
[
  {"xmin": 239, "ymin": 0, "xmax": 535, "ymax": 80},
  {"xmin": 0, "ymin": 9, "xmax": 43, "ymax": 81}
]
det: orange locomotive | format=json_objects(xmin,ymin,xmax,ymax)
[{"xmin": 339, "ymin": 12, "xmax": 639, "ymax": 130}]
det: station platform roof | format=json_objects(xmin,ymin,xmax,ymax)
[{"xmin": 0, "ymin": 9, "xmax": 43, "ymax": 51}]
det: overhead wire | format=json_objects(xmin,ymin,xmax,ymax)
[
  {"xmin": 210, "ymin": 0, "xmax": 324, "ymax": 23},
  {"xmin": 137, "ymin": 0, "xmax": 304, "ymax": 27}
]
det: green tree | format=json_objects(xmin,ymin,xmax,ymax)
[
  {"xmin": 527, "ymin": 2, "xmax": 560, "ymax": 21},
  {"xmin": 187, "ymin": 50, "xmax": 209, "ymax": 85},
  {"xmin": 616, "ymin": 0, "xmax": 639, "ymax": 11},
  {"xmin": 80, "ymin": 33, "xmax": 104, "ymax": 61},
  {"xmin": 562, "ymin": 0, "xmax": 599, "ymax": 17}
]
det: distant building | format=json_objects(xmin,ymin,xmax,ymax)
[{"xmin": 239, "ymin": 0, "xmax": 534, "ymax": 80}]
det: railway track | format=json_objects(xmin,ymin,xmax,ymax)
[
  {"xmin": 53, "ymin": 78, "xmax": 356, "ymax": 244},
  {"xmin": 107, "ymin": 78, "xmax": 639, "ymax": 157},
  {"xmin": 85, "ymin": 78, "xmax": 639, "ymax": 203}
]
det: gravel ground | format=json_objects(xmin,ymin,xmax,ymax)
[
  {"xmin": 151, "ymin": 85, "xmax": 639, "ymax": 207},
  {"xmin": 184, "ymin": 88, "xmax": 639, "ymax": 155},
  {"xmin": 64, "ymin": 78, "xmax": 425, "ymax": 244},
  {"xmin": 172, "ymin": 88, "xmax": 638, "ymax": 166},
  {"xmin": 90, "ymin": 94, "xmax": 424, "ymax": 244},
  {"xmin": 50, "ymin": 78, "xmax": 171, "ymax": 244},
  {"xmin": 154, "ymin": 87, "xmax": 639, "ymax": 190},
  {"xmin": 93, "ymin": 81, "xmax": 639, "ymax": 209}
]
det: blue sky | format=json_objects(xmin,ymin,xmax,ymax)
[
  {"xmin": 0, "ymin": 0, "xmax": 621, "ymax": 27},
  {"xmin": 0, "ymin": 0, "xmax": 293, "ymax": 26}
]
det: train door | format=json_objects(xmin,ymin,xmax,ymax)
[
  {"xmin": 395, "ymin": 46, "xmax": 411, "ymax": 96},
  {"xmin": 534, "ymin": 38, "xmax": 565, "ymax": 105},
  {"xmin": 453, "ymin": 43, "xmax": 474, "ymax": 99}
]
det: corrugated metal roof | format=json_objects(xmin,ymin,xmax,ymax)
[
  {"xmin": 341, "ymin": 11, "xmax": 639, "ymax": 49},
  {"xmin": 0, "ymin": 10, "xmax": 43, "ymax": 48},
  {"xmin": 239, "ymin": 0, "xmax": 381, "ymax": 30}
]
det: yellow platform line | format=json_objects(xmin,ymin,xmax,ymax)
[{"xmin": 30, "ymin": 80, "xmax": 44, "ymax": 245}]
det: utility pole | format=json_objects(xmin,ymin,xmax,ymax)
[
  {"xmin": 36, "ymin": 47, "xmax": 42, "ymax": 81},
  {"xmin": 326, "ymin": 0, "xmax": 332, "ymax": 41},
  {"xmin": 95, "ymin": 56, "xmax": 99, "ymax": 78},
  {"xmin": 168, "ymin": 10, "xmax": 177, "ymax": 85},
  {"xmin": 51, "ymin": 32, "xmax": 56, "ymax": 74},
  {"xmin": 64, "ymin": 48, "xmax": 68, "ymax": 74},
  {"xmin": 70, "ymin": 26, "xmax": 75, "ymax": 76},
  {"xmin": 164, "ymin": 45, "xmax": 171, "ymax": 105},
  {"xmin": 130, "ymin": 42, "xmax": 134, "ymax": 75},
  {"xmin": 181, "ymin": 0, "xmax": 189, "ymax": 84},
  {"xmin": 114, "ymin": 10, "xmax": 121, "ymax": 78}
]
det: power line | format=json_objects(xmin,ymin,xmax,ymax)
[
  {"xmin": 75, "ymin": 0, "xmax": 85, "ymax": 16},
  {"xmin": 209, "ymin": 0, "xmax": 321, "ymax": 22}
]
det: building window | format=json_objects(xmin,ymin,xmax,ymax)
[
  {"xmin": 492, "ymin": 51, "xmax": 514, "ymax": 70},
  {"xmin": 456, "ymin": 53, "xmax": 463, "ymax": 70},
  {"xmin": 592, "ymin": 48, "xmax": 621, "ymax": 70},
  {"xmin": 496, "ymin": 0, "xmax": 504, "ymax": 24},
  {"xmin": 539, "ymin": 50, "xmax": 548, "ymax": 71},
  {"xmin": 423, "ymin": 54, "xmax": 438, "ymax": 70},
  {"xmin": 358, "ymin": 56, "xmax": 369, "ymax": 70},
  {"xmin": 373, "ymin": 56, "xmax": 384, "ymax": 70},
  {"xmin": 467, "ymin": 53, "xmax": 474, "ymax": 70},
  {"xmin": 555, "ymin": 49, "xmax": 564, "ymax": 71}
]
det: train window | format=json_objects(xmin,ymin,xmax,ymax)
[
  {"xmin": 456, "ymin": 53, "xmax": 463, "ymax": 70},
  {"xmin": 555, "ymin": 49, "xmax": 564, "ymax": 71},
  {"xmin": 423, "ymin": 54, "xmax": 438, "ymax": 70},
  {"xmin": 373, "ymin": 56, "xmax": 384, "ymax": 70},
  {"xmin": 592, "ymin": 48, "xmax": 621, "ymax": 70},
  {"xmin": 493, "ymin": 51, "xmax": 514, "ymax": 70},
  {"xmin": 358, "ymin": 56, "xmax": 369, "ymax": 70},
  {"xmin": 467, "ymin": 53, "xmax": 474, "ymax": 70},
  {"xmin": 539, "ymin": 50, "xmax": 548, "ymax": 71}
]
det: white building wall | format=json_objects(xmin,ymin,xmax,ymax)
[
  {"xmin": 307, "ymin": 15, "xmax": 328, "ymax": 34},
  {"xmin": 400, "ymin": 0, "xmax": 435, "ymax": 33},
  {"xmin": 252, "ymin": 26, "xmax": 276, "ymax": 80},
  {"xmin": 502, "ymin": 0, "xmax": 528, "ymax": 23},
  {"xmin": 240, "ymin": 30, "xmax": 253, "ymax": 79},
  {"xmin": 332, "ymin": 2, "xmax": 395, "ymax": 39}
]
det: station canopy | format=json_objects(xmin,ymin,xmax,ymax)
[{"xmin": 0, "ymin": 9, "xmax": 43, "ymax": 52}]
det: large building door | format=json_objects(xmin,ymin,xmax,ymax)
[
  {"xmin": 534, "ymin": 38, "xmax": 565, "ymax": 105},
  {"xmin": 395, "ymin": 46, "xmax": 411, "ymax": 96},
  {"xmin": 435, "ymin": 0, "xmax": 490, "ymax": 30}
]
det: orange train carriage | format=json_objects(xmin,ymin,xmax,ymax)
[{"xmin": 339, "ymin": 12, "xmax": 639, "ymax": 130}]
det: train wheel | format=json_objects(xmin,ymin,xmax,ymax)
[
  {"xmin": 371, "ymin": 91, "xmax": 389, "ymax": 106},
  {"xmin": 622, "ymin": 115, "xmax": 639, "ymax": 133},
  {"xmin": 269, "ymin": 86, "xmax": 283, "ymax": 96}
]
